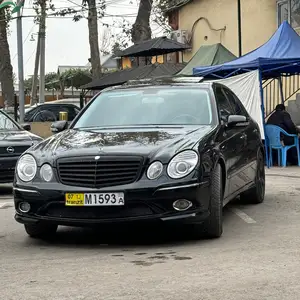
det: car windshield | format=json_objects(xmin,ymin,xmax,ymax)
[
  {"xmin": 0, "ymin": 111, "xmax": 20, "ymax": 130},
  {"xmin": 74, "ymin": 87, "xmax": 213, "ymax": 128}
]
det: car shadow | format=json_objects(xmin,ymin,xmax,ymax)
[{"xmin": 24, "ymin": 207, "xmax": 233, "ymax": 249}]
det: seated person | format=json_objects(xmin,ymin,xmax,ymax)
[{"xmin": 267, "ymin": 104, "xmax": 300, "ymax": 165}]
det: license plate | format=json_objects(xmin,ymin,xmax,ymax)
[{"xmin": 65, "ymin": 193, "xmax": 125, "ymax": 206}]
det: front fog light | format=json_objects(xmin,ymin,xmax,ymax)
[
  {"xmin": 19, "ymin": 202, "xmax": 31, "ymax": 213},
  {"xmin": 147, "ymin": 161, "xmax": 163, "ymax": 180},
  {"xmin": 173, "ymin": 199, "xmax": 192, "ymax": 211},
  {"xmin": 40, "ymin": 164, "xmax": 53, "ymax": 182}
]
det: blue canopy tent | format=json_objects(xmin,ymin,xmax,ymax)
[
  {"xmin": 193, "ymin": 21, "xmax": 300, "ymax": 166},
  {"xmin": 193, "ymin": 21, "xmax": 300, "ymax": 79}
]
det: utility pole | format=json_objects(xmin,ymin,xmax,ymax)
[
  {"xmin": 39, "ymin": 0, "xmax": 46, "ymax": 103},
  {"xmin": 30, "ymin": 26, "xmax": 41, "ymax": 106},
  {"xmin": 237, "ymin": 0, "xmax": 242, "ymax": 57},
  {"xmin": 16, "ymin": 10, "xmax": 25, "ymax": 122}
]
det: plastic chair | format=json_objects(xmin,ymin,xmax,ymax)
[{"xmin": 265, "ymin": 124, "xmax": 300, "ymax": 167}]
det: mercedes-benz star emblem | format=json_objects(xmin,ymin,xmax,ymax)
[{"xmin": 6, "ymin": 146, "xmax": 14, "ymax": 154}]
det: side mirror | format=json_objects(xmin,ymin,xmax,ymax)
[
  {"xmin": 51, "ymin": 120, "xmax": 68, "ymax": 133},
  {"xmin": 227, "ymin": 115, "xmax": 248, "ymax": 127},
  {"xmin": 22, "ymin": 123, "xmax": 31, "ymax": 131}
]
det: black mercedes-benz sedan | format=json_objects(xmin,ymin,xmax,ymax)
[
  {"xmin": 13, "ymin": 79, "xmax": 265, "ymax": 239},
  {"xmin": 0, "ymin": 110, "xmax": 43, "ymax": 183}
]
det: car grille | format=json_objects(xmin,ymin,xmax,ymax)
[
  {"xmin": 0, "ymin": 145, "xmax": 31, "ymax": 156},
  {"xmin": 0, "ymin": 168, "xmax": 15, "ymax": 183},
  {"xmin": 44, "ymin": 203, "xmax": 153, "ymax": 219},
  {"xmin": 0, "ymin": 159, "xmax": 19, "ymax": 183},
  {"xmin": 57, "ymin": 156, "xmax": 143, "ymax": 188}
]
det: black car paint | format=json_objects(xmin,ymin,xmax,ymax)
[
  {"xmin": 14, "ymin": 82, "xmax": 263, "ymax": 227},
  {"xmin": 0, "ymin": 126, "xmax": 43, "ymax": 183}
]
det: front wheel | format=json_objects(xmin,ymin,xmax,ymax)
[
  {"xmin": 24, "ymin": 223, "xmax": 58, "ymax": 239},
  {"xmin": 240, "ymin": 150, "xmax": 265, "ymax": 204},
  {"xmin": 195, "ymin": 163, "xmax": 223, "ymax": 239}
]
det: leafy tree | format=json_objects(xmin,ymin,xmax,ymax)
[
  {"xmin": 24, "ymin": 76, "xmax": 34, "ymax": 90},
  {"xmin": 45, "ymin": 72, "xmax": 60, "ymax": 91},
  {"xmin": 109, "ymin": 1, "xmax": 170, "ymax": 57},
  {"xmin": 66, "ymin": 69, "xmax": 92, "ymax": 89}
]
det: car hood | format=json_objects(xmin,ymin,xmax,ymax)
[
  {"xmin": 30, "ymin": 126, "xmax": 216, "ymax": 165},
  {"xmin": 0, "ymin": 130, "xmax": 42, "ymax": 145}
]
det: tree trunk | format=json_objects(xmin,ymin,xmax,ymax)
[
  {"xmin": 131, "ymin": 0, "xmax": 153, "ymax": 44},
  {"xmin": 0, "ymin": 9, "xmax": 15, "ymax": 108},
  {"xmin": 87, "ymin": 0, "xmax": 102, "ymax": 79}
]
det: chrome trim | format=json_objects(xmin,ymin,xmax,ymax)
[
  {"xmin": 157, "ymin": 183, "xmax": 200, "ymax": 191},
  {"xmin": 161, "ymin": 213, "xmax": 196, "ymax": 221},
  {"xmin": 13, "ymin": 187, "xmax": 39, "ymax": 194},
  {"xmin": 173, "ymin": 199, "xmax": 193, "ymax": 211}
]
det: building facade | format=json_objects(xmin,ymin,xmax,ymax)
[{"xmin": 167, "ymin": 0, "xmax": 300, "ymax": 62}]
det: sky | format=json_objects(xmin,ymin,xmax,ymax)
[{"xmin": 7, "ymin": 0, "xmax": 164, "ymax": 79}]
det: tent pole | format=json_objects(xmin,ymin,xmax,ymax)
[
  {"xmin": 278, "ymin": 76, "xmax": 285, "ymax": 104},
  {"xmin": 237, "ymin": 0, "xmax": 242, "ymax": 57},
  {"xmin": 258, "ymin": 69, "xmax": 269, "ymax": 167}
]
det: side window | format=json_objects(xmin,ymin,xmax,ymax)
[
  {"xmin": 58, "ymin": 105, "xmax": 77, "ymax": 121},
  {"xmin": 32, "ymin": 105, "xmax": 58, "ymax": 122},
  {"xmin": 215, "ymin": 86, "xmax": 235, "ymax": 119},
  {"xmin": 0, "ymin": 112, "xmax": 19, "ymax": 130},
  {"xmin": 223, "ymin": 88, "xmax": 247, "ymax": 116},
  {"xmin": 48, "ymin": 105, "xmax": 61, "ymax": 120},
  {"xmin": 24, "ymin": 107, "xmax": 39, "ymax": 122}
]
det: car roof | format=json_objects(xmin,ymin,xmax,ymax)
[{"xmin": 102, "ymin": 80, "xmax": 214, "ymax": 93}]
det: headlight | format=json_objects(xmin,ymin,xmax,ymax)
[
  {"xmin": 167, "ymin": 150, "xmax": 199, "ymax": 179},
  {"xmin": 147, "ymin": 161, "xmax": 163, "ymax": 180},
  {"xmin": 17, "ymin": 154, "xmax": 37, "ymax": 182},
  {"xmin": 40, "ymin": 164, "xmax": 53, "ymax": 182}
]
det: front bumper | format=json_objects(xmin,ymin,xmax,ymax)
[
  {"xmin": 0, "ymin": 156, "xmax": 19, "ymax": 183},
  {"xmin": 14, "ymin": 180, "xmax": 211, "ymax": 226}
]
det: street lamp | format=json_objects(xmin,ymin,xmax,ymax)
[{"xmin": 29, "ymin": 32, "xmax": 40, "ymax": 105}]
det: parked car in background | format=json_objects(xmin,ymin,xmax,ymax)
[
  {"xmin": 24, "ymin": 103, "xmax": 80, "ymax": 122},
  {"xmin": 0, "ymin": 110, "xmax": 43, "ymax": 183},
  {"xmin": 13, "ymin": 78, "xmax": 265, "ymax": 240}
]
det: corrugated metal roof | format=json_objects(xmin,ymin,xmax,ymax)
[
  {"xmin": 120, "ymin": 36, "xmax": 190, "ymax": 57},
  {"xmin": 81, "ymin": 63, "xmax": 186, "ymax": 90}
]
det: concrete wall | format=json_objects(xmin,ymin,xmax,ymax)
[{"xmin": 178, "ymin": 0, "xmax": 277, "ymax": 62}]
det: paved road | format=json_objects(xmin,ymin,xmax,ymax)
[{"xmin": 1, "ymin": 169, "xmax": 300, "ymax": 300}]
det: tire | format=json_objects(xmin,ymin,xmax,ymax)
[
  {"xmin": 240, "ymin": 150, "xmax": 265, "ymax": 204},
  {"xmin": 24, "ymin": 223, "xmax": 58, "ymax": 239},
  {"xmin": 197, "ymin": 163, "xmax": 223, "ymax": 239}
]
